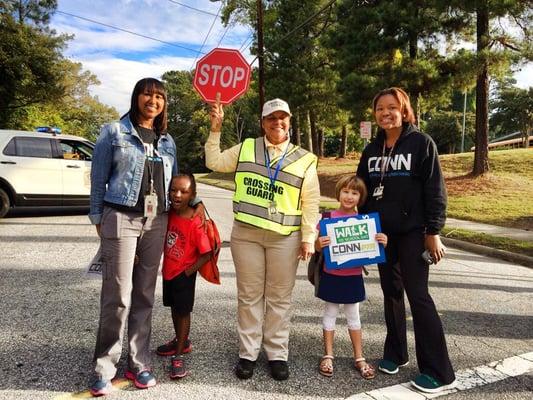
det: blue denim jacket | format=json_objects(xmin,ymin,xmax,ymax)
[{"xmin": 89, "ymin": 115, "xmax": 178, "ymax": 224}]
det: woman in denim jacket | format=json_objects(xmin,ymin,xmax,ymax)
[{"xmin": 88, "ymin": 78, "xmax": 178, "ymax": 395}]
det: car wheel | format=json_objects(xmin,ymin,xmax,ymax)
[{"xmin": 0, "ymin": 188, "xmax": 11, "ymax": 218}]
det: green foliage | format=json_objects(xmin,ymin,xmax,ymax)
[
  {"xmin": 490, "ymin": 85, "xmax": 533, "ymax": 142},
  {"xmin": 220, "ymin": 0, "xmax": 349, "ymax": 156},
  {"xmin": 1, "ymin": 0, "xmax": 58, "ymax": 26},
  {"xmin": 163, "ymin": 69, "xmax": 260, "ymax": 172},
  {"xmin": 0, "ymin": 12, "xmax": 69, "ymax": 126},
  {"xmin": 328, "ymin": 0, "xmax": 472, "ymax": 119},
  {"xmin": 5, "ymin": 60, "xmax": 118, "ymax": 140},
  {"xmin": 425, "ymin": 110, "xmax": 475, "ymax": 154},
  {"xmin": 163, "ymin": 70, "xmax": 206, "ymax": 172},
  {"xmin": 0, "ymin": 2, "xmax": 118, "ymax": 137}
]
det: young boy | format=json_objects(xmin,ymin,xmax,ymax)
[{"xmin": 159, "ymin": 173, "xmax": 212, "ymax": 379}]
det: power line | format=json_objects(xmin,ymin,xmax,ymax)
[
  {"xmin": 216, "ymin": 24, "xmax": 232, "ymax": 47},
  {"xmin": 249, "ymin": 0, "xmax": 337, "ymax": 65},
  {"xmin": 56, "ymin": 10, "xmax": 203, "ymax": 56},
  {"xmin": 239, "ymin": 34, "xmax": 255, "ymax": 52},
  {"xmin": 190, "ymin": 3, "xmax": 223, "ymax": 69},
  {"xmin": 166, "ymin": 0, "xmax": 218, "ymax": 17}
]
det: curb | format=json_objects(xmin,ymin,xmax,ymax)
[{"xmin": 442, "ymin": 237, "xmax": 533, "ymax": 268}]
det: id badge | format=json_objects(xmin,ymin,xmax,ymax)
[
  {"xmin": 268, "ymin": 201, "xmax": 278, "ymax": 215},
  {"xmin": 373, "ymin": 185, "xmax": 384, "ymax": 199},
  {"xmin": 144, "ymin": 193, "xmax": 158, "ymax": 218}
]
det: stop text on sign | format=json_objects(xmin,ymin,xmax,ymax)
[
  {"xmin": 193, "ymin": 48, "xmax": 251, "ymax": 105},
  {"xmin": 197, "ymin": 64, "xmax": 246, "ymax": 89}
]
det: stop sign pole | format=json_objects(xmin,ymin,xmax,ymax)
[{"xmin": 193, "ymin": 48, "xmax": 251, "ymax": 105}]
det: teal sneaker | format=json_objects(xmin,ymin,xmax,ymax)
[
  {"xmin": 377, "ymin": 359, "xmax": 409, "ymax": 374},
  {"xmin": 411, "ymin": 374, "xmax": 457, "ymax": 393}
]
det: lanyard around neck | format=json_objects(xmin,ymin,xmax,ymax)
[
  {"xmin": 379, "ymin": 141, "xmax": 395, "ymax": 185},
  {"xmin": 264, "ymin": 143, "xmax": 289, "ymax": 190}
]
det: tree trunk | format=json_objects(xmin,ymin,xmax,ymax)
[
  {"xmin": 473, "ymin": 1, "xmax": 490, "ymax": 176},
  {"xmin": 310, "ymin": 111, "xmax": 318, "ymax": 155},
  {"xmin": 523, "ymin": 127, "xmax": 530, "ymax": 148},
  {"xmin": 302, "ymin": 110, "xmax": 313, "ymax": 152},
  {"xmin": 409, "ymin": 9, "xmax": 418, "ymax": 59},
  {"xmin": 338, "ymin": 124, "xmax": 347, "ymax": 158},
  {"xmin": 291, "ymin": 113, "xmax": 301, "ymax": 146},
  {"xmin": 317, "ymin": 127, "xmax": 324, "ymax": 157}
]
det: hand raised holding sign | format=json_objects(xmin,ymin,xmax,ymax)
[{"xmin": 209, "ymin": 92, "xmax": 224, "ymax": 132}]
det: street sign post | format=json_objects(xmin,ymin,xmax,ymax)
[
  {"xmin": 193, "ymin": 48, "xmax": 251, "ymax": 105},
  {"xmin": 360, "ymin": 121, "xmax": 372, "ymax": 140}
]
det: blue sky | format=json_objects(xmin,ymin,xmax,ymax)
[
  {"xmin": 51, "ymin": 0, "xmax": 532, "ymax": 113},
  {"xmin": 51, "ymin": 0, "xmax": 253, "ymax": 112}
]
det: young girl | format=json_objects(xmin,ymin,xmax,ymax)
[
  {"xmin": 315, "ymin": 175, "xmax": 387, "ymax": 379},
  {"xmin": 159, "ymin": 173, "xmax": 212, "ymax": 379}
]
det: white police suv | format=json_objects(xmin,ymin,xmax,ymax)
[{"xmin": 0, "ymin": 128, "xmax": 94, "ymax": 217}]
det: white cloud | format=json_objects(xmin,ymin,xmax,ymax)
[
  {"xmin": 514, "ymin": 64, "xmax": 533, "ymax": 89},
  {"xmin": 53, "ymin": 0, "xmax": 532, "ymax": 114},
  {"xmin": 54, "ymin": 0, "xmax": 250, "ymax": 56},
  {"xmin": 76, "ymin": 56, "xmax": 195, "ymax": 113},
  {"xmin": 52, "ymin": 1, "xmax": 253, "ymax": 111}
]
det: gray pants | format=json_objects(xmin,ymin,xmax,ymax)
[{"xmin": 93, "ymin": 206, "xmax": 166, "ymax": 380}]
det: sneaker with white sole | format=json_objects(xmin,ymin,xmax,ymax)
[
  {"xmin": 89, "ymin": 377, "xmax": 113, "ymax": 396},
  {"xmin": 124, "ymin": 370, "xmax": 156, "ymax": 389},
  {"xmin": 377, "ymin": 359, "xmax": 409, "ymax": 374},
  {"xmin": 411, "ymin": 374, "xmax": 457, "ymax": 393}
]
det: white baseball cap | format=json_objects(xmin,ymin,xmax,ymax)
[{"xmin": 261, "ymin": 98, "xmax": 292, "ymax": 117}]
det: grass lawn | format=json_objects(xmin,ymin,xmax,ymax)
[
  {"xmin": 197, "ymin": 147, "xmax": 533, "ymax": 257},
  {"xmin": 317, "ymin": 148, "xmax": 533, "ymax": 231}
]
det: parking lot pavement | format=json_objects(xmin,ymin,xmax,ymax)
[{"xmin": 0, "ymin": 184, "xmax": 532, "ymax": 399}]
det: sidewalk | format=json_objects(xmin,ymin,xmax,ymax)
[
  {"xmin": 446, "ymin": 217, "xmax": 533, "ymax": 242},
  {"xmin": 443, "ymin": 218, "xmax": 533, "ymax": 268}
]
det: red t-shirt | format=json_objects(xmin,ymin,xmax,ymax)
[
  {"xmin": 162, "ymin": 212, "xmax": 212, "ymax": 281},
  {"xmin": 318, "ymin": 209, "xmax": 363, "ymax": 276}
]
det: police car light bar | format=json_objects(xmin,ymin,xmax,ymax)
[{"xmin": 36, "ymin": 126, "xmax": 62, "ymax": 134}]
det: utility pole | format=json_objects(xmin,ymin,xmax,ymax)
[{"xmin": 257, "ymin": 0, "xmax": 265, "ymax": 131}]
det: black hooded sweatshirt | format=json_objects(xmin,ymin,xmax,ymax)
[{"xmin": 356, "ymin": 123, "xmax": 447, "ymax": 235}]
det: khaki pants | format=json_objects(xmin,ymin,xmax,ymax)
[
  {"xmin": 230, "ymin": 221, "xmax": 301, "ymax": 361},
  {"xmin": 93, "ymin": 206, "xmax": 166, "ymax": 380}
]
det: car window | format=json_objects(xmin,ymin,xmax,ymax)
[
  {"xmin": 59, "ymin": 140, "xmax": 93, "ymax": 161},
  {"xmin": 8, "ymin": 137, "xmax": 54, "ymax": 158},
  {"xmin": 2, "ymin": 138, "xmax": 16, "ymax": 156}
]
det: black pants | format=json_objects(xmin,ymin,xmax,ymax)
[{"xmin": 378, "ymin": 229, "xmax": 455, "ymax": 384}]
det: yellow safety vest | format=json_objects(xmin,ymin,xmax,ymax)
[{"xmin": 233, "ymin": 137, "xmax": 317, "ymax": 235}]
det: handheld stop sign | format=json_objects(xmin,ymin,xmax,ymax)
[{"xmin": 193, "ymin": 48, "xmax": 251, "ymax": 105}]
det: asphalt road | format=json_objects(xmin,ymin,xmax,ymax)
[{"xmin": 0, "ymin": 183, "xmax": 532, "ymax": 399}]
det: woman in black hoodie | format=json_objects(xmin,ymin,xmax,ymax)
[{"xmin": 356, "ymin": 87, "xmax": 456, "ymax": 393}]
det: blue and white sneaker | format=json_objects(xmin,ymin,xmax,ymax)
[
  {"xmin": 89, "ymin": 377, "xmax": 113, "ymax": 396},
  {"xmin": 125, "ymin": 369, "xmax": 156, "ymax": 389}
]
